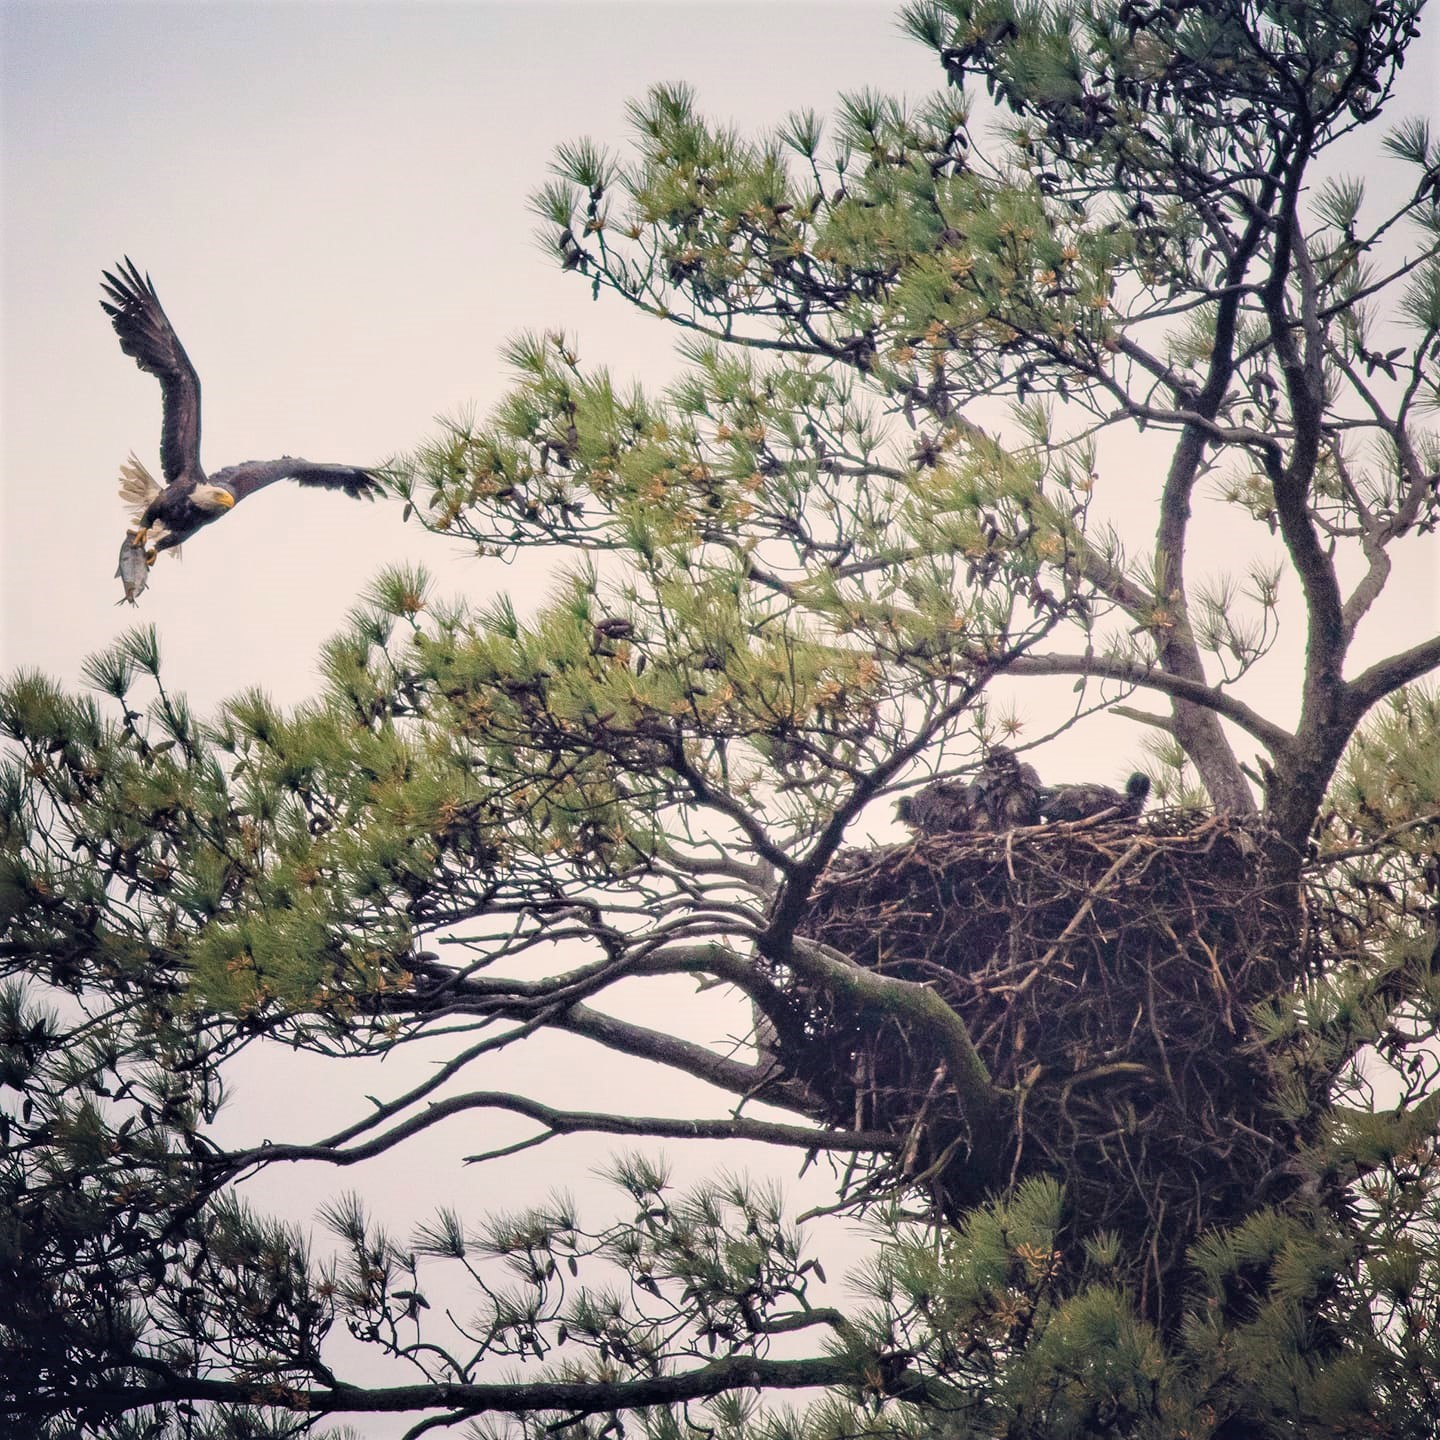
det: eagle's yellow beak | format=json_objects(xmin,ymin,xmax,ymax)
[{"xmin": 216, "ymin": 491, "xmax": 236, "ymax": 509}]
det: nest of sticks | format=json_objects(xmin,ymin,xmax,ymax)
[{"xmin": 793, "ymin": 812, "xmax": 1302, "ymax": 1321}]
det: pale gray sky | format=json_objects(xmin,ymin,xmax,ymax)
[
  {"xmin": 1, "ymin": 1, "xmax": 937, "ymax": 708},
  {"xmin": 2, "ymin": 1, "xmax": 1434, "ymax": 721}
]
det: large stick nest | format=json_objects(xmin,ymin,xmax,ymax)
[{"xmin": 793, "ymin": 813, "xmax": 1302, "ymax": 1321}]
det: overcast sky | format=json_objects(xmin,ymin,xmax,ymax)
[
  {"xmin": 0, "ymin": 1, "xmax": 944, "ymax": 708},
  {"xmin": 2, "ymin": 3, "xmax": 1437, "ymax": 1427},
  {"xmin": 2, "ymin": 0, "xmax": 1434, "ymax": 725}
]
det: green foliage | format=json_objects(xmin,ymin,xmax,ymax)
[{"xmin": 6, "ymin": 1, "xmax": 1440, "ymax": 1436}]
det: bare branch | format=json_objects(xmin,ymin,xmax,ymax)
[{"xmin": 1004, "ymin": 652, "xmax": 1293, "ymax": 755}]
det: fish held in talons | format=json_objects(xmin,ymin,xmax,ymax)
[{"xmin": 114, "ymin": 531, "xmax": 154, "ymax": 605}]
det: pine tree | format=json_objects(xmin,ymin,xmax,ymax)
[{"xmin": 4, "ymin": 1, "xmax": 1439, "ymax": 1436}]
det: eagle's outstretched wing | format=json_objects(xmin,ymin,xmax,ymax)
[
  {"xmin": 100, "ymin": 258, "xmax": 201, "ymax": 483},
  {"xmin": 210, "ymin": 458, "xmax": 381, "ymax": 504}
]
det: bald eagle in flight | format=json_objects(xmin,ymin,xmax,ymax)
[{"xmin": 102, "ymin": 258, "xmax": 380, "ymax": 603}]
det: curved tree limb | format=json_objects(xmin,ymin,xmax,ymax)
[{"xmin": 220, "ymin": 1092, "xmax": 894, "ymax": 1172}]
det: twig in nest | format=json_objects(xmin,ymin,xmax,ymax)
[{"xmin": 1014, "ymin": 839, "xmax": 1149, "ymax": 996}]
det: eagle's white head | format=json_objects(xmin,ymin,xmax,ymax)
[{"xmin": 192, "ymin": 483, "xmax": 236, "ymax": 513}]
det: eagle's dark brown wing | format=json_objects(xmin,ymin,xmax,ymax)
[
  {"xmin": 101, "ymin": 258, "xmax": 201, "ymax": 484},
  {"xmin": 1038, "ymin": 773, "xmax": 1150, "ymax": 823},
  {"xmin": 210, "ymin": 458, "xmax": 381, "ymax": 503}
]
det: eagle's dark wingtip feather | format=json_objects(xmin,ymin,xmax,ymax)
[
  {"xmin": 100, "ymin": 265, "xmax": 144, "ymax": 323},
  {"xmin": 99, "ymin": 273, "xmax": 127, "ymax": 312},
  {"xmin": 100, "ymin": 258, "xmax": 155, "ymax": 310}
]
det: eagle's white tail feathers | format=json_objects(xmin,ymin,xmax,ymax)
[
  {"xmin": 118, "ymin": 453, "xmax": 163, "ymax": 519},
  {"xmin": 119, "ymin": 457, "xmax": 180, "ymax": 558}
]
